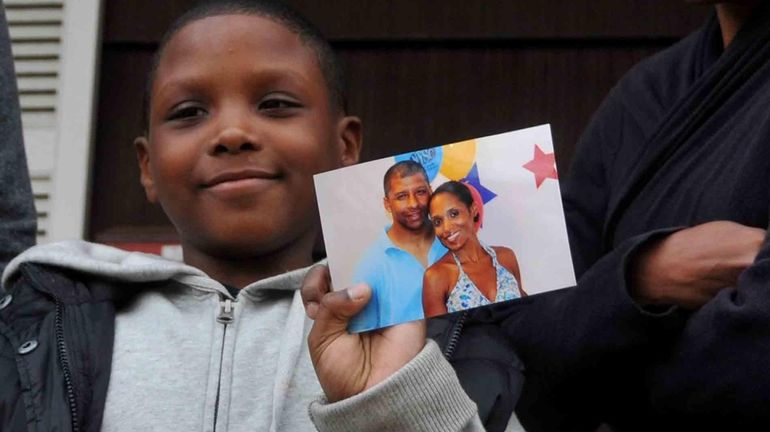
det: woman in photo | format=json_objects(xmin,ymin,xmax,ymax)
[{"xmin": 423, "ymin": 181, "xmax": 525, "ymax": 318}]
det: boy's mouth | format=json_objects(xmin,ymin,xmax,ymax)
[
  {"xmin": 201, "ymin": 168, "xmax": 281, "ymax": 199},
  {"xmin": 202, "ymin": 169, "xmax": 281, "ymax": 191}
]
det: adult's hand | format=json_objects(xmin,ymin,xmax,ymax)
[
  {"xmin": 630, "ymin": 220, "xmax": 766, "ymax": 309},
  {"xmin": 301, "ymin": 265, "xmax": 426, "ymax": 402}
]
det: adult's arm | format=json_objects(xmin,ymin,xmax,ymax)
[
  {"xmin": 0, "ymin": 5, "xmax": 36, "ymax": 276},
  {"xmin": 500, "ymin": 228, "xmax": 688, "ymax": 431},
  {"xmin": 642, "ymin": 230, "xmax": 770, "ymax": 427},
  {"xmin": 508, "ymin": 63, "xmax": 763, "ymax": 428},
  {"xmin": 503, "ymin": 221, "xmax": 763, "ymax": 430},
  {"xmin": 631, "ymin": 221, "xmax": 764, "ymax": 309},
  {"xmin": 502, "ymin": 73, "xmax": 726, "ymax": 430},
  {"xmin": 422, "ymin": 266, "xmax": 449, "ymax": 318}
]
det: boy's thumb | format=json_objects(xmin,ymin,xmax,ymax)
[{"xmin": 315, "ymin": 283, "xmax": 371, "ymax": 334}]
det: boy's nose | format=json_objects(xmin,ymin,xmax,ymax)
[{"xmin": 210, "ymin": 126, "xmax": 260, "ymax": 155}]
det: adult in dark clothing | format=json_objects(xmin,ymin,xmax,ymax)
[
  {"xmin": 311, "ymin": 3, "xmax": 770, "ymax": 430},
  {"xmin": 0, "ymin": 4, "xmax": 36, "ymax": 274},
  {"xmin": 497, "ymin": 2, "xmax": 770, "ymax": 431}
]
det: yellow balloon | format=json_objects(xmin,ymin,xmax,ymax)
[{"xmin": 440, "ymin": 139, "xmax": 477, "ymax": 180}]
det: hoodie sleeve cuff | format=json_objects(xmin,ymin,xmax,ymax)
[{"xmin": 309, "ymin": 340, "xmax": 480, "ymax": 432}]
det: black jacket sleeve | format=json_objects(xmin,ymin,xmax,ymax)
[
  {"xmin": 560, "ymin": 89, "xmax": 618, "ymax": 279},
  {"xmin": 0, "ymin": 5, "xmax": 37, "ymax": 276},
  {"xmin": 504, "ymin": 70, "xmax": 689, "ymax": 431},
  {"xmin": 501, "ymin": 228, "xmax": 686, "ymax": 432},
  {"xmin": 644, "ymin": 229, "xmax": 770, "ymax": 428}
]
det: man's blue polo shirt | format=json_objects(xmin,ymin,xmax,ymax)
[{"xmin": 348, "ymin": 228, "xmax": 448, "ymax": 333}]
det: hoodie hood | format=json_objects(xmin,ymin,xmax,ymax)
[{"xmin": 2, "ymin": 240, "xmax": 313, "ymax": 298}]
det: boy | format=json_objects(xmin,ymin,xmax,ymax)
[{"xmin": 0, "ymin": 1, "xmax": 483, "ymax": 430}]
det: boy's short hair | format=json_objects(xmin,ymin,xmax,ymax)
[
  {"xmin": 142, "ymin": 0, "xmax": 347, "ymax": 131},
  {"xmin": 383, "ymin": 160, "xmax": 430, "ymax": 196}
]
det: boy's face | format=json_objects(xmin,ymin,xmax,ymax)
[{"xmin": 136, "ymin": 14, "xmax": 360, "ymax": 268}]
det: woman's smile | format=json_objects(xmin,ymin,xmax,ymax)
[{"xmin": 444, "ymin": 230, "xmax": 461, "ymax": 244}]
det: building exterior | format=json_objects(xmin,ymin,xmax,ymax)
[
  {"xmin": 5, "ymin": 0, "xmax": 100, "ymax": 243},
  {"xmin": 5, "ymin": 1, "xmax": 707, "ymax": 257}
]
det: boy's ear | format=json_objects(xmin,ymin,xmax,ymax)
[
  {"xmin": 134, "ymin": 136, "xmax": 158, "ymax": 203},
  {"xmin": 336, "ymin": 115, "xmax": 362, "ymax": 167},
  {"xmin": 383, "ymin": 196, "xmax": 391, "ymax": 214}
]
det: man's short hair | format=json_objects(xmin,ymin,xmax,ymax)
[{"xmin": 383, "ymin": 160, "xmax": 430, "ymax": 196}]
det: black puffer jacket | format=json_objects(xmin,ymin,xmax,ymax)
[
  {"xmin": 0, "ymin": 264, "xmax": 120, "ymax": 432},
  {"xmin": 429, "ymin": 306, "xmax": 526, "ymax": 432},
  {"xmin": 0, "ymin": 4, "xmax": 36, "ymax": 275}
]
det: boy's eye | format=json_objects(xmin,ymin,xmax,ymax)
[
  {"xmin": 167, "ymin": 104, "xmax": 207, "ymax": 122},
  {"xmin": 258, "ymin": 96, "xmax": 302, "ymax": 115},
  {"xmin": 395, "ymin": 193, "xmax": 407, "ymax": 200}
]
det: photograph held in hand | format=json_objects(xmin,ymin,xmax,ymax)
[{"xmin": 315, "ymin": 125, "xmax": 576, "ymax": 332}]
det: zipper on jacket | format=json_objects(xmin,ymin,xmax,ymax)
[
  {"xmin": 217, "ymin": 298, "xmax": 234, "ymax": 324},
  {"xmin": 212, "ymin": 297, "xmax": 235, "ymax": 431},
  {"xmin": 55, "ymin": 299, "xmax": 80, "ymax": 432},
  {"xmin": 443, "ymin": 311, "xmax": 468, "ymax": 360}
]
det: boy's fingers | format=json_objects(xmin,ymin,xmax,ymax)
[
  {"xmin": 301, "ymin": 265, "xmax": 332, "ymax": 319},
  {"xmin": 313, "ymin": 283, "xmax": 371, "ymax": 336}
]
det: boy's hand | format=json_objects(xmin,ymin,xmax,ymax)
[
  {"xmin": 630, "ymin": 221, "xmax": 766, "ymax": 309},
  {"xmin": 301, "ymin": 265, "xmax": 426, "ymax": 402}
]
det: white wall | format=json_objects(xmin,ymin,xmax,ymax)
[{"xmin": 4, "ymin": 0, "xmax": 102, "ymax": 241}]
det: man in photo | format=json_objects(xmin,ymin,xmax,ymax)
[{"xmin": 349, "ymin": 160, "xmax": 448, "ymax": 332}]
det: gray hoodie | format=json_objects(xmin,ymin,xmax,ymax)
[{"xmin": 3, "ymin": 241, "xmax": 487, "ymax": 431}]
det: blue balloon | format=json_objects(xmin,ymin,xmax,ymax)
[{"xmin": 394, "ymin": 147, "xmax": 443, "ymax": 182}]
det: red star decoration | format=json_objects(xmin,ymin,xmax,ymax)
[{"xmin": 522, "ymin": 144, "xmax": 558, "ymax": 188}]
